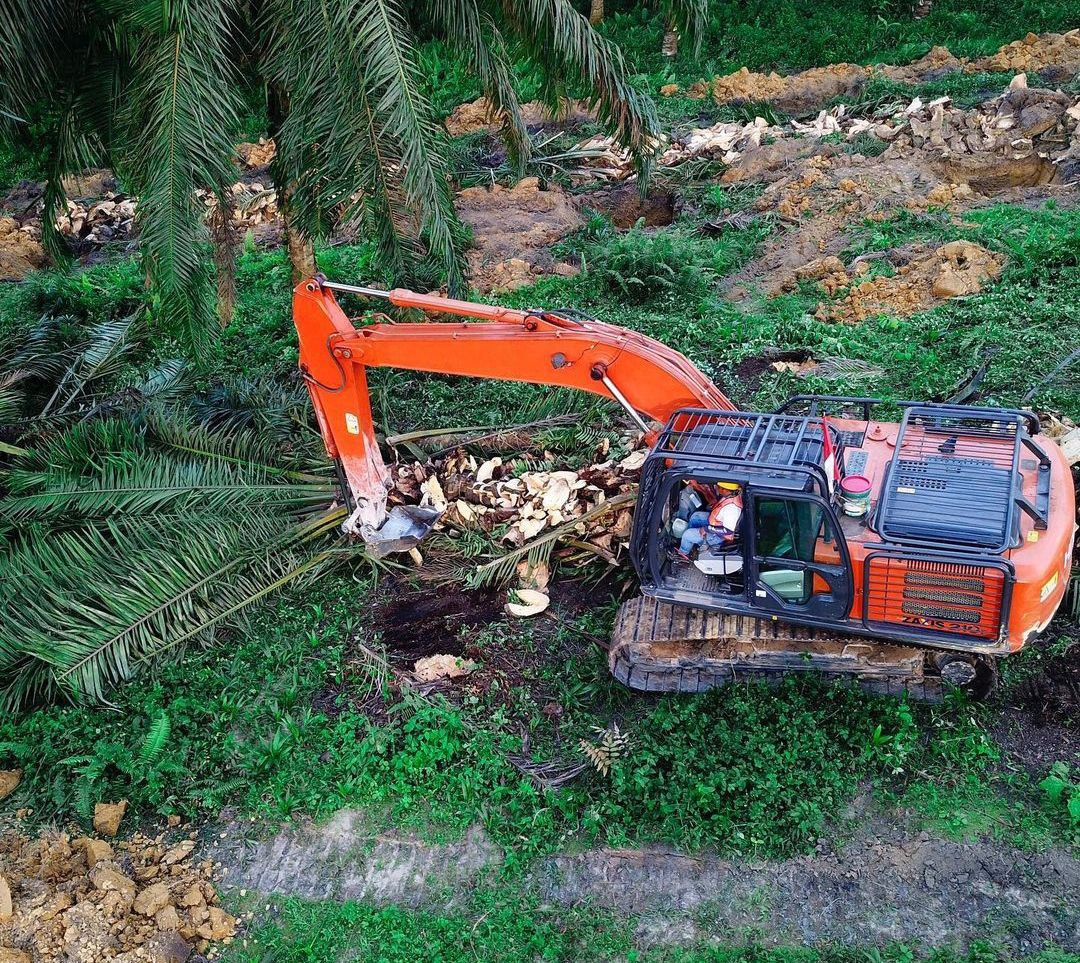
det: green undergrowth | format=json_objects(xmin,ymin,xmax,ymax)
[
  {"xmin": 503, "ymin": 200, "xmax": 1080, "ymax": 418},
  {"xmin": 885, "ymin": 700, "xmax": 1079, "ymax": 847},
  {"xmin": 598, "ymin": 0, "xmax": 1077, "ymax": 89},
  {"xmin": 3, "ymin": 567, "xmax": 1075, "ymax": 860},
  {"xmin": 221, "ymin": 889, "xmax": 1080, "ymax": 963}
]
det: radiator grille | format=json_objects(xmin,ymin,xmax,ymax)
[
  {"xmin": 904, "ymin": 572, "xmax": 985, "ymax": 592},
  {"xmin": 865, "ymin": 556, "xmax": 1005, "ymax": 643},
  {"xmin": 904, "ymin": 587, "xmax": 984, "ymax": 605},
  {"xmin": 901, "ymin": 600, "xmax": 981, "ymax": 624}
]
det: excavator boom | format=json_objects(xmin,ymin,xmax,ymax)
[{"xmin": 294, "ymin": 276, "xmax": 733, "ymax": 539}]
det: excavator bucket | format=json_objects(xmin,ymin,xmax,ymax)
[{"xmin": 358, "ymin": 505, "xmax": 442, "ymax": 558}]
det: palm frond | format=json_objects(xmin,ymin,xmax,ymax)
[
  {"xmin": 427, "ymin": 0, "xmax": 530, "ymax": 172},
  {"xmin": 136, "ymin": 358, "xmax": 192, "ymax": 403},
  {"xmin": 117, "ymin": 0, "xmax": 242, "ymax": 352},
  {"xmin": 40, "ymin": 312, "xmax": 143, "ymax": 417},
  {"xmin": 0, "ymin": 510, "xmax": 343, "ymax": 709},
  {"xmin": 1, "ymin": 451, "xmax": 334, "ymax": 523},
  {"xmin": 664, "ymin": 0, "xmax": 708, "ymax": 58},
  {"xmin": 145, "ymin": 406, "xmax": 322, "ymax": 475},
  {"xmin": 496, "ymin": 0, "xmax": 662, "ymax": 180},
  {"xmin": 351, "ymin": 0, "xmax": 463, "ymax": 288}
]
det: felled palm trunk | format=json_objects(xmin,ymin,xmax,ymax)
[
  {"xmin": 662, "ymin": 18, "xmax": 679, "ymax": 58},
  {"xmin": 589, "ymin": 0, "xmax": 604, "ymax": 24}
]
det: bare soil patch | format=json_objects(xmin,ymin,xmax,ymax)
[
  {"xmin": 733, "ymin": 348, "xmax": 816, "ymax": 395},
  {"xmin": 373, "ymin": 584, "xmax": 505, "ymax": 664},
  {"xmin": 211, "ymin": 813, "xmax": 1080, "ymax": 953},
  {"xmin": 671, "ymin": 30, "xmax": 1080, "ymax": 116},
  {"xmin": 1013, "ymin": 637, "xmax": 1080, "ymax": 731},
  {"xmin": 444, "ymin": 96, "xmax": 597, "ymax": 137},
  {"xmin": 0, "ymin": 827, "xmax": 237, "ymax": 962},
  {"xmin": 582, "ymin": 182, "xmax": 678, "ymax": 228},
  {"xmin": 455, "ymin": 176, "xmax": 584, "ymax": 292},
  {"xmin": 0, "ymin": 217, "xmax": 44, "ymax": 282},
  {"xmin": 813, "ymin": 240, "xmax": 1004, "ymax": 323}
]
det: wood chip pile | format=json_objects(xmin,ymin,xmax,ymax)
[
  {"xmin": 54, "ymin": 195, "xmax": 136, "ymax": 247},
  {"xmin": 583, "ymin": 68, "xmax": 1078, "ymax": 180},
  {"xmin": 387, "ymin": 442, "xmax": 645, "ymax": 557},
  {"xmin": 199, "ymin": 182, "xmax": 280, "ymax": 229}
]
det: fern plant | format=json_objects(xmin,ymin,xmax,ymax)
[{"xmin": 579, "ymin": 723, "xmax": 631, "ymax": 778}]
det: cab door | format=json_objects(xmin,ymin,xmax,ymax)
[{"xmin": 747, "ymin": 490, "xmax": 853, "ymax": 623}]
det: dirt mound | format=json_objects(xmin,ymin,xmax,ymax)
[
  {"xmin": 711, "ymin": 64, "xmax": 867, "ymax": 113},
  {"xmin": 455, "ymin": 176, "xmax": 584, "ymax": 292},
  {"xmin": 813, "ymin": 240, "xmax": 1004, "ymax": 323},
  {"xmin": 235, "ymin": 138, "xmax": 276, "ymax": 170},
  {"xmin": 683, "ymin": 30, "xmax": 1080, "ymax": 118},
  {"xmin": 581, "ymin": 182, "xmax": 677, "ymax": 228},
  {"xmin": 877, "ymin": 46, "xmax": 966, "ymax": 85},
  {"xmin": 0, "ymin": 217, "xmax": 45, "ymax": 281},
  {"xmin": 709, "ymin": 68, "xmax": 788, "ymax": 103},
  {"xmin": 0, "ymin": 827, "xmax": 238, "ymax": 962},
  {"xmin": 971, "ymin": 29, "xmax": 1080, "ymax": 75},
  {"xmin": 726, "ymin": 151, "xmax": 951, "ymax": 296},
  {"xmin": 445, "ymin": 96, "xmax": 596, "ymax": 137}
]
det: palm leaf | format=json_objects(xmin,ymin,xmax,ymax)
[
  {"xmin": 0, "ymin": 451, "xmax": 334, "ymax": 522},
  {"xmin": 426, "ymin": 0, "xmax": 530, "ymax": 172},
  {"xmin": 495, "ymin": 0, "xmax": 662, "ymax": 180},
  {"xmin": 0, "ymin": 510, "xmax": 343, "ymax": 708},
  {"xmin": 117, "ymin": 0, "xmax": 242, "ymax": 353}
]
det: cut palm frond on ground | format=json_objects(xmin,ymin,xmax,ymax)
[{"xmin": 0, "ymin": 405, "xmax": 344, "ymax": 710}]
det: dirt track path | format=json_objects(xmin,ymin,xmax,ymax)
[{"xmin": 208, "ymin": 812, "xmax": 1079, "ymax": 953}]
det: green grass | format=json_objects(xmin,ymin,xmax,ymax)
[
  {"xmin": 0, "ymin": 257, "xmax": 145, "ymax": 342},
  {"xmin": 600, "ymin": 0, "xmax": 1078, "ymax": 87},
  {"xmin": 4, "ymin": 563, "xmax": 1074, "ymax": 858},
  {"xmin": 220, "ymin": 888, "xmax": 1080, "ymax": 963}
]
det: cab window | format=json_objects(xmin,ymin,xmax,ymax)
[{"xmin": 753, "ymin": 497, "xmax": 838, "ymax": 604}]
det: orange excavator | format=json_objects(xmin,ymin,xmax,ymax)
[{"xmin": 294, "ymin": 276, "xmax": 1076, "ymax": 699}]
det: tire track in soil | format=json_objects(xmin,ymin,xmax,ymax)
[{"xmin": 207, "ymin": 813, "xmax": 1079, "ymax": 953}]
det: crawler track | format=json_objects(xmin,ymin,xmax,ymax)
[{"xmin": 610, "ymin": 596, "xmax": 945, "ymax": 701}]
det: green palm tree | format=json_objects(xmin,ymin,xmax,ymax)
[{"xmin": 0, "ymin": 0, "xmax": 671, "ymax": 352}]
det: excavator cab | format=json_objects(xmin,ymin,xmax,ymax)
[{"xmin": 632, "ymin": 411, "xmax": 855, "ymax": 626}]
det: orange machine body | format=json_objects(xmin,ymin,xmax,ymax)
[
  {"xmin": 811, "ymin": 415, "xmax": 1072, "ymax": 653},
  {"xmin": 294, "ymin": 278, "xmax": 1075, "ymax": 658}
]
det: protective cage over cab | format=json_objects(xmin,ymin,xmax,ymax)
[{"xmin": 628, "ymin": 401, "xmax": 1072, "ymax": 656}]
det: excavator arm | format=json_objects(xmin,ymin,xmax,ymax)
[{"xmin": 293, "ymin": 276, "xmax": 734, "ymax": 543}]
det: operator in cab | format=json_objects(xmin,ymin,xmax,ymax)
[{"xmin": 676, "ymin": 481, "xmax": 743, "ymax": 558}]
